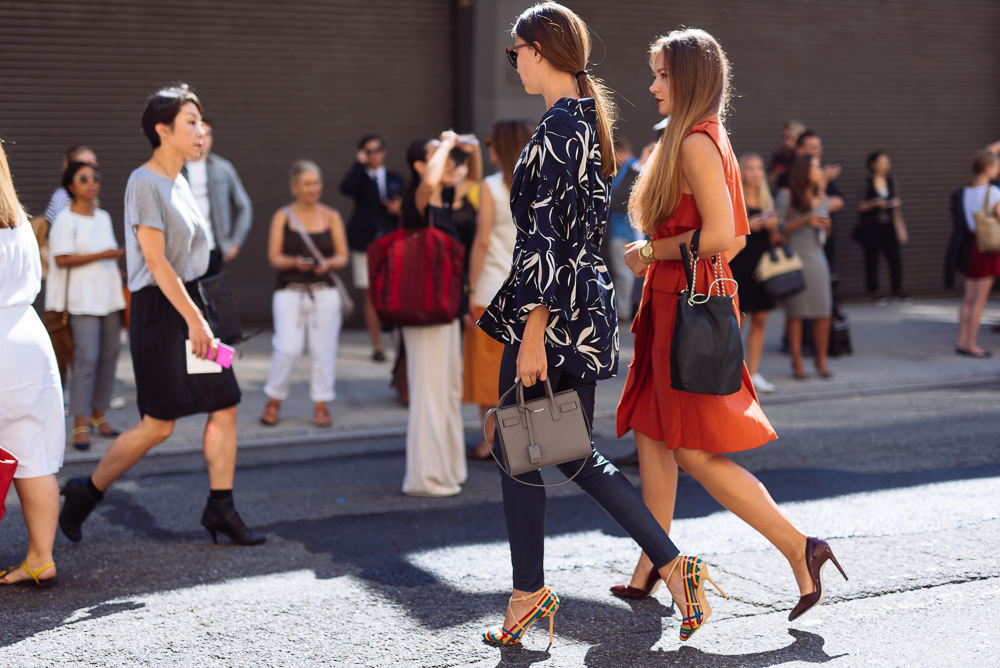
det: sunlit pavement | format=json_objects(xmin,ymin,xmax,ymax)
[{"xmin": 3, "ymin": 379, "xmax": 998, "ymax": 666}]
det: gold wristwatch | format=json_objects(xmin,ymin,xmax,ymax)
[{"xmin": 639, "ymin": 240, "xmax": 656, "ymax": 264}]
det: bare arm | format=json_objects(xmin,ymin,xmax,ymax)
[
  {"xmin": 460, "ymin": 135, "xmax": 484, "ymax": 183},
  {"xmin": 467, "ymin": 182, "xmax": 494, "ymax": 302},
  {"xmin": 517, "ymin": 304, "xmax": 550, "ymax": 387},
  {"xmin": 266, "ymin": 209, "xmax": 314, "ymax": 272},
  {"xmin": 135, "ymin": 226, "xmax": 215, "ymax": 359},
  {"xmin": 638, "ymin": 133, "xmax": 735, "ymax": 263},
  {"xmin": 55, "ymin": 248, "xmax": 123, "ymax": 267},
  {"xmin": 320, "ymin": 208, "xmax": 350, "ymax": 272},
  {"xmin": 415, "ymin": 134, "xmax": 458, "ymax": 215}
]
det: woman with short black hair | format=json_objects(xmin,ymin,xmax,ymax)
[
  {"xmin": 59, "ymin": 84, "xmax": 264, "ymax": 547},
  {"xmin": 857, "ymin": 151, "xmax": 907, "ymax": 301}
]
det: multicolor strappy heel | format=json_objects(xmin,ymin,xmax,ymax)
[
  {"xmin": 482, "ymin": 586, "xmax": 560, "ymax": 649},
  {"xmin": 664, "ymin": 556, "xmax": 727, "ymax": 641},
  {"xmin": 0, "ymin": 561, "xmax": 58, "ymax": 588}
]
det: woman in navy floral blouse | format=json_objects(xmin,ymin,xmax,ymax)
[{"xmin": 478, "ymin": 2, "xmax": 718, "ymax": 649}]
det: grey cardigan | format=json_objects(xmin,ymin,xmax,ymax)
[{"xmin": 204, "ymin": 152, "xmax": 253, "ymax": 253}]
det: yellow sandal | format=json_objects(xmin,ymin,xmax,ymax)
[
  {"xmin": 0, "ymin": 561, "xmax": 58, "ymax": 588},
  {"xmin": 72, "ymin": 426, "xmax": 90, "ymax": 451}
]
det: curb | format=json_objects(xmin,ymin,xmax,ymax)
[{"xmin": 60, "ymin": 373, "xmax": 999, "ymax": 465}]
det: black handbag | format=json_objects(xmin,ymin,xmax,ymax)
[
  {"xmin": 755, "ymin": 246, "xmax": 807, "ymax": 302},
  {"xmin": 198, "ymin": 271, "xmax": 243, "ymax": 345},
  {"xmin": 670, "ymin": 231, "xmax": 745, "ymax": 395}
]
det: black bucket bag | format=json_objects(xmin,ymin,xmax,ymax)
[{"xmin": 670, "ymin": 229, "xmax": 745, "ymax": 395}]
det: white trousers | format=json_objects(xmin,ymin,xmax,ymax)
[
  {"xmin": 401, "ymin": 321, "xmax": 466, "ymax": 496},
  {"xmin": 264, "ymin": 286, "xmax": 342, "ymax": 403}
]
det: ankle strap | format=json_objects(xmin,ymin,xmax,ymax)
[
  {"xmin": 22, "ymin": 561, "xmax": 55, "ymax": 583},
  {"xmin": 509, "ymin": 586, "xmax": 549, "ymax": 603}
]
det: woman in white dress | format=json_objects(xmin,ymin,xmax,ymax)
[
  {"xmin": 49, "ymin": 161, "xmax": 126, "ymax": 450},
  {"xmin": 0, "ymin": 141, "xmax": 65, "ymax": 587}
]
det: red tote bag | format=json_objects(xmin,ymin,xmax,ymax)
[
  {"xmin": 0, "ymin": 447, "xmax": 17, "ymax": 524},
  {"xmin": 367, "ymin": 225, "xmax": 465, "ymax": 327}
]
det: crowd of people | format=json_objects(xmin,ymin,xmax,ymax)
[{"xmin": 3, "ymin": 0, "xmax": 999, "ymax": 650}]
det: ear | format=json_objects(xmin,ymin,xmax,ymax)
[
  {"xmin": 414, "ymin": 160, "xmax": 427, "ymax": 176},
  {"xmin": 155, "ymin": 122, "xmax": 171, "ymax": 142}
]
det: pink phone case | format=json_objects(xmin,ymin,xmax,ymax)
[{"xmin": 210, "ymin": 342, "xmax": 237, "ymax": 369}]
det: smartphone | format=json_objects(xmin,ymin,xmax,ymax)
[
  {"xmin": 209, "ymin": 342, "xmax": 237, "ymax": 369},
  {"xmin": 299, "ymin": 256, "xmax": 315, "ymax": 265}
]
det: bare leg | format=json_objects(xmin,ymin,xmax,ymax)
[
  {"xmin": 0, "ymin": 475, "xmax": 59, "ymax": 584},
  {"xmin": 788, "ymin": 317, "xmax": 805, "ymax": 376},
  {"xmin": 626, "ymin": 430, "xmax": 678, "ymax": 588},
  {"xmin": 203, "ymin": 405, "xmax": 238, "ymax": 490},
  {"xmin": 91, "ymin": 416, "xmax": 175, "ymax": 491},
  {"xmin": 959, "ymin": 278, "xmax": 995, "ymax": 353},
  {"xmin": 813, "ymin": 317, "xmax": 832, "ymax": 374},
  {"xmin": 362, "ymin": 289, "xmax": 384, "ymax": 354},
  {"xmin": 673, "ymin": 447, "xmax": 812, "ymax": 595},
  {"xmin": 746, "ymin": 311, "xmax": 769, "ymax": 376}
]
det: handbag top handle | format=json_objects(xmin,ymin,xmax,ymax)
[
  {"xmin": 484, "ymin": 378, "xmax": 589, "ymax": 488},
  {"xmin": 680, "ymin": 229, "xmax": 735, "ymax": 304}
]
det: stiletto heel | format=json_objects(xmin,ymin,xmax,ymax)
[
  {"xmin": 788, "ymin": 536, "xmax": 848, "ymax": 621},
  {"xmin": 664, "ymin": 555, "xmax": 725, "ymax": 641},
  {"xmin": 200, "ymin": 496, "xmax": 266, "ymax": 546},
  {"xmin": 482, "ymin": 586, "xmax": 560, "ymax": 648},
  {"xmin": 206, "ymin": 528, "xmax": 218, "ymax": 544}
]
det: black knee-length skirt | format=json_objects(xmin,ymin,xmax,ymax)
[{"xmin": 129, "ymin": 281, "xmax": 241, "ymax": 421}]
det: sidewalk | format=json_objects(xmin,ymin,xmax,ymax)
[{"xmin": 63, "ymin": 297, "xmax": 1000, "ymax": 464}]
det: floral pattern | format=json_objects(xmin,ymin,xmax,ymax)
[{"xmin": 478, "ymin": 97, "xmax": 618, "ymax": 381}]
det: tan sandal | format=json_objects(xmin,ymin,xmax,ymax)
[
  {"xmin": 313, "ymin": 402, "xmax": 332, "ymax": 428},
  {"xmin": 260, "ymin": 399, "xmax": 280, "ymax": 426}
]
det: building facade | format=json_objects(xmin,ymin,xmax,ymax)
[{"xmin": 2, "ymin": 0, "xmax": 997, "ymax": 323}]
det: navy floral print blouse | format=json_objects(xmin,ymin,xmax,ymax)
[{"xmin": 478, "ymin": 97, "xmax": 618, "ymax": 381}]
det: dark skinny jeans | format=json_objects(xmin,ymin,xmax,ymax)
[
  {"xmin": 496, "ymin": 343, "xmax": 680, "ymax": 592},
  {"xmin": 863, "ymin": 223, "xmax": 903, "ymax": 294}
]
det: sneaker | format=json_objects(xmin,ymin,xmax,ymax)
[
  {"xmin": 751, "ymin": 373, "xmax": 776, "ymax": 393},
  {"xmin": 109, "ymin": 396, "xmax": 126, "ymax": 410}
]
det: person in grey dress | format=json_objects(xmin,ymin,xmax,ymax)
[{"xmin": 776, "ymin": 154, "xmax": 833, "ymax": 380}]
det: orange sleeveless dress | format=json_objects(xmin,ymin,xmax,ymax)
[{"xmin": 615, "ymin": 120, "xmax": 777, "ymax": 451}]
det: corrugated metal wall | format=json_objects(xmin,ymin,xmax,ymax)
[
  {"xmin": 0, "ymin": 0, "xmax": 454, "ymax": 323},
  {"xmin": 567, "ymin": 0, "xmax": 1000, "ymax": 297}
]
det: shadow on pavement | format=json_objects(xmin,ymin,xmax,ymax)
[{"xmin": 2, "ymin": 459, "xmax": 997, "ymax": 656}]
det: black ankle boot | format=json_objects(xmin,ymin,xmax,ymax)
[
  {"xmin": 59, "ymin": 478, "xmax": 100, "ymax": 542},
  {"xmin": 200, "ymin": 496, "xmax": 266, "ymax": 546}
]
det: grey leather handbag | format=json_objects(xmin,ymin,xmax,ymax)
[{"xmin": 483, "ymin": 378, "xmax": 593, "ymax": 487}]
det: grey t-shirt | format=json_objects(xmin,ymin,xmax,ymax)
[{"xmin": 124, "ymin": 167, "xmax": 211, "ymax": 292}]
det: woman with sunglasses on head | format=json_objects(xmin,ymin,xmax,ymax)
[
  {"xmin": 48, "ymin": 162, "xmax": 126, "ymax": 451},
  {"xmin": 615, "ymin": 29, "xmax": 846, "ymax": 624},
  {"xmin": 59, "ymin": 85, "xmax": 264, "ymax": 548},
  {"xmin": 477, "ymin": 3, "xmax": 720, "ymax": 648}
]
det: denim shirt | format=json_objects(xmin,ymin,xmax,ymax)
[{"xmin": 478, "ymin": 97, "xmax": 618, "ymax": 381}]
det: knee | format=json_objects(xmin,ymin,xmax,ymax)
[
  {"xmin": 142, "ymin": 418, "xmax": 175, "ymax": 445},
  {"xmin": 209, "ymin": 406, "xmax": 238, "ymax": 428}
]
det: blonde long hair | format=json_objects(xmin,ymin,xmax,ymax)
[
  {"xmin": 513, "ymin": 2, "xmax": 618, "ymax": 179},
  {"xmin": 629, "ymin": 29, "xmax": 731, "ymax": 234},
  {"xmin": 0, "ymin": 140, "xmax": 24, "ymax": 229},
  {"xmin": 737, "ymin": 152, "xmax": 774, "ymax": 211}
]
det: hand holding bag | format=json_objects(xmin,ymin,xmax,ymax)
[
  {"xmin": 670, "ymin": 230, "xmax": 745, "ymax": 395},
  {"xmin": 0, "ymin": 447, "xmax": 17, "ymax": 525},
  {"xmin": 484, "ymin": 378, "xmax": 593, "ymax": 487},
  {"xmin": 754, "ymin": 245, "xmax": 807, "ymax": 301},
  {"xmin": 973, "ymin": 186, "xmax": 1000, "ymax": 253}
]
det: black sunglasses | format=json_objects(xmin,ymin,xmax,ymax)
[
  {"xmin": 75, "ymin": 173, "xmax": 102, "ymax": 184},
  {"xmin": 506, "ymin": 43, "xmax": 534, "ymax": 69}
]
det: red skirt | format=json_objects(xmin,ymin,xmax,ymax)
[
  {"xmin": 966, "ymin": 237, "xmax": 1000, "ymax": 279},
  {"xmin": 616, "ymin": 258, "xmax": 777, "ymax": 452}
]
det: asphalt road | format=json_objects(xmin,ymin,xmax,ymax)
[{"xmin": 2, "ymin": 384, "xmax": 999, "ymax": 667}]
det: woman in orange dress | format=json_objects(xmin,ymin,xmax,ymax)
[{"xmin": 613, "ymin": 29, "xmax": 847, "ymax": 622}]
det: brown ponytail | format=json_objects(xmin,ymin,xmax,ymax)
[{"xmin": 513, "ymin": 3, "xmax": 618, "ymax": 180}]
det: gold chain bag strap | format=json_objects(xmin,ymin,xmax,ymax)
[{"xmin": 483, "ymin": 378, "xmax": 593, "ymax": 488}]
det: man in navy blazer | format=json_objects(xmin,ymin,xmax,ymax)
[{"xmin": 339, "ymin": 134, "xmax": 404, "ymax": 361}]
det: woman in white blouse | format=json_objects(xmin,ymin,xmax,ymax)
[{"xmin": 48, "ymin": 162, "xmax": 125, "ymax": 450}]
